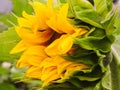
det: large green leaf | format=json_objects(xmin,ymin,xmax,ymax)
[
  {"xmin": 101, "ymin": 8, "xmax": 118, "ymax": 36},
  {"xmin": 0, "ymin": 66, "xmax": 9, "ymax": 74},
  {"xmin": 67, "ymin": 0, "xmax": 93, "ymax": 10},
  {"xmin": 43, "ymin": 82, "xmax": 79, "ymax": 90},
  {"xmin": 111, "ymin": 35, "xmax": 120, "ymax": 90},
  {"xmin": 32, "ymin": 0, "xmax": 46, "ymax": 3},
  {"xmin": 0, "ymin": 83, "xmax": 16, "ymax": 90},
  {"xmin": 114, "ymin": 18, "xmax": 120, "ymax": 35},
  {"xmin": 0, "ymin": 27, "xmax": 21, "ymax": 61},
  {"xmin": 75, "ymin": 9, "xmax": 103, "ymax": 28},
  {"xmin": 59, "ymin": 0, "xmax": 66, "ymax": 3},
  {"xmin": 101, "ymin": 69, "xmax": 111, "ymax": 90},
  {"xmin": 62, "ymin": 52, "xmax": 98, "ymax": 66},
  {"xmin": 74, "ymin": 36, "xmax": 112, "ymax": 53},
  {"xmin": 94, "ymin": 0, "xmax": 112, "ymax": 17}
]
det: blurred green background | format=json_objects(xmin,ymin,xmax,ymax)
[
  {"xmin": 0, "ymin": 0, "xmax": 120, "ymax": 90},
  {"xmin": 0, "ymin": 0, "xmax": 45, "ymax": 90}
]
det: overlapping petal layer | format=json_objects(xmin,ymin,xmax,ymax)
[{"xmin": 10, "ymin": 0, "xmax": 89, "ymax": 86}]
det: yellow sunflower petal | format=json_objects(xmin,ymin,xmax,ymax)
[
  {"xmin": 41, "ymin": 66, "xmax": 60, "ymax": 86},
  {"xmin": 46, "ymin": 0, "xmax": 55, "ymax": 17},
  {"xmin": 15, "ymin": 27, "xmax": 54, "ymax": 45},
  {"xmin": 64, "ymin": 63, "xmax": 89, "ymax": 77},
  {"xmin": 47, "ymin": 4, "xmax": 75, "ymax": 34},
  {"xmin": 33, "ymin": 2, "xmax": 48, "ymax": 30},
  {"xmin": 22, "ymin": 11, "xmax": 35, "ymax": 21},
  {"xmin": 17, "ymin": 17, "xmax": 32, "ymax": 28},
  {"xmin": 57, "ymin": 4, "xmax": 74, "ymax": 34},
  {"xmin": 41, "ymin": 67, "xmax": 57, "ymax": 80},
  {"xmin": 45, "ymin": 34, "xmax": 73, "ymax": 56},
  {"xmin": 42, "ymin": 69, "xmax": 60, "ymax": 87},
  {"xmin": 53, "ymin": 56, "xmax": 73, "ymax": 77},
  {"xmin": 40, "ymin": 57, "xmax": 55, "ymax": 68},
  {"xmin": 22, "ymin": 11, "xmax": 37, "ymax": 29},
  {"xmin": 16, "ymin": 55, "xmax": 30, "ymax": 68},
  {"xmin": 10, "ymin": 40, "xmax": 26, "ymax": 54},
  {"xmin": 73, "ymin": 28, "xmax": 88, "ymax": 37},
  {"xmin": 26, "ymin": 66, "xmax": 42, "ymax": 79},
  {"xmin": 17, "ymin": 46, "xmax": 47, "ymax": 67}
]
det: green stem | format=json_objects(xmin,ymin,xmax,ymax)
[{"xmin": 110, "ymin": 50, "xmax": 120, "ymax": 90}]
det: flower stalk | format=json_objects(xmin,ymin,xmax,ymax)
[{"xmin": 110, "ymin": 48, "xmax": 120, "ymax": 90}]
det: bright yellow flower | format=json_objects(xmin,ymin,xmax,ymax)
[
  {"xmin": 45, "ymin": 28, "xmax": 88, "ymax": 56},
  {"xmin": 33, "ymin": 0, "xmax": 55, "ymax": 31},
  {"xmin": 16, "ymin": 46, "xmax": 47, "ymax": 68},
  {"xmin": 10, "ymin": 0, "xmax": 89, "ymax": 87},
  {"xmin": 25, "ymin": 55, "xmax": 89, "ymax": 86},
  {"xmin": 10, "ymin": 27, "xmax": 54, "ymax": 54},
  {"xmin": 26, "ymin": 66, "xmax": 42, "ymax": 79},
  {"xmin": 45, "ymin": 3, "xmax": 88, "ymax": 56},
  {"xmin": 18, "ymin": 0, "xmax": 55, "ymax": 32},
  {"xmin": 10, "ymin": 1, "xmax": 55, "ymax": 54},
  {"xmin": 53, "ymin": 56, "xmax": 89, "ymax": 78},
  {"xmin": 47, "ymin": 3, "xmax": 75, "ymax": 34}
]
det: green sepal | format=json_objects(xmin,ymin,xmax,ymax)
[
  {"xmin": 74, "ymin": 36, "xmax": 112, "ymax": 53},
  {"xmin": 114, "ymin": 18, "xmax": 120, "ymax": 35},
  {"xmin": 94, "ymin": 0, "xmax": 112, "ymax": 17},
  {"xmin": 75, "ymin": 9, "xmax": 103, "ymax": 28},
  {"xmin": 101, "ymin": 8, "xmax": 118, "ymax": 36},
  {"xmin": 67, "ymin": 0, "xmax": 93, "ymax": 10}
]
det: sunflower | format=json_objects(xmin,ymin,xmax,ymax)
[{"xmin": 10, "ymin": 0, "xmax": 89, "ymax": 86}]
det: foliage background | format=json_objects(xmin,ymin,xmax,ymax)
[
  {"xmin": 0, "ymin": 0, "xmax": 120, "ymax": 90},
  {"xmin": 0, "ymin": 0, "xmax": 45, "ymax": 90}
]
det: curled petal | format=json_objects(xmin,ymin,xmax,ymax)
[
  {"xmin": 10, "ymin": 40, "xmax": 26, "ymax": 54},
  {"xmin": 41, "ymin": 67, "xmax": 60, "ymax": 86},
  {"xmin": 26, "ymin": 66, "xmax": 42, "ymax": 79},
  {"xmin": 64, "ymin": 63, "xmax": 89, "ymax": 77},
  {"xmin": 47, "ymin": 4, "xmax": 75, "ymax": 34},
  {"xmin": 15, "ymin": 27, "xmax": 54, "ymax": 45},
  {"xmin": 33, "ymin": 2, "xmax": 48, "ymax": 29},
  {"xmin": 16, "ymin": 46, "xmax": 47, "ymax": 68},
  {"xmin": 45, "ymin": 34, "xmax": 73, "ymax": 56}
]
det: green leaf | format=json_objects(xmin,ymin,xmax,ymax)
[
  {"xmin": 43, "ymin": 82, "xmax": 79, "ymax": 90},
  {"xmin": 0, "ymin": 67, "xmax": 9, "ymax": 74},
  {"xmin": 101, "ymin": 69, "xmax": 111, "ymax": 90},
  {"xmin": 75, "ymin": 9, "xmax": 103, "ymax": 28},
  {"xmin": 98, "ymin": 52, "xmax": 112, "ymax": 73},
  {"xmin": 67, "ymin": 0, "xmax": 93, "ymax": 10},
  {"xmin": 0, "ymin": 0, "xmax": 33, "ymax": 26},
  {"xmin": 87, "ymin": 28, "xmax": 105, "ymax": 37},
  {"xmin": 112, "ymin": 35, "xmax": 120, "ymax": 62},
  {"xmin": 12, "ymin": 0, "xmax": 33, "ymax": 16},
  {"xmin": 94, "ymin": 81, "xmax": 104, "ymax": 90},
  {"xmin": 94, "ymin": 0, "xmax": 112, "ymax": 17},
  {"xmin": 0, "ymin": 83, "xmax": 16, "ymax": 90},
  {"xmin": 32, "ymin": 0, "xmax": 46, "ymax": 3},
  {"xmin": 110, "ymin": 54, "xmax": 120, "ymax": 90},
  {"xmin": 111, "ymin": 35, "xmax": 120, "ymax": 90},
  {"xmin": 74, "ymin": 36, "xmax": 112, "ymax": 53},
  {"xmin": 66, "ymin": 0, "xmax": 94, "ymax": 18},
  {"xmin": 0, "ymin": 27, "xmax": 21, "ymax": 61},
  {"xmin": 101, "ymin": 8, "xmax": 118, "ymax": 36},
  {"xmin": 62, "ymin": 53, "xmax": 98, "ymax": 66},
  {"xmin": 59, "ymin": 0, "xmax": 66, "ymax": 3},
  {"xmin": 114, "ymin": 18, "xmax": 120, "ymax": 35},
  {"xmin": 73, "ymin": 65, "xmax": 103, "ymax": 81}
]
